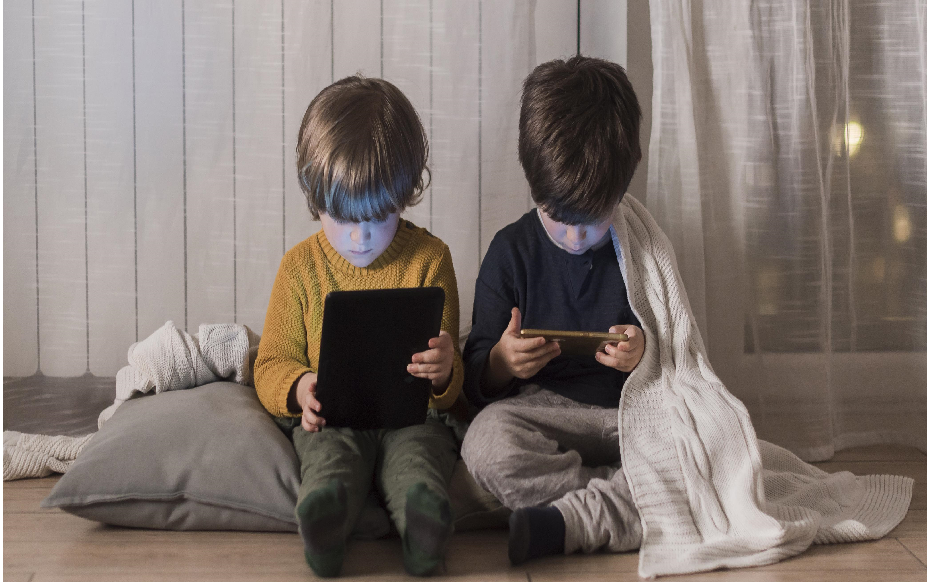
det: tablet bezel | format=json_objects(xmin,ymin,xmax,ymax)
[{"xmin": 315, "ymin": 287, "xmax": 445, "ymax": 430}]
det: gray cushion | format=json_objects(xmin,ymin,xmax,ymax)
[
  {"xmin": 41, "ymin": 381, "xmax": 508, "ymax": 533},
  {"xmin": 42, "ymin": 382, "xmax": 302, "ymax": 531}
]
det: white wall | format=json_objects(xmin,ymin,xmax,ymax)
[{"xmin": 3, "ymin": 0, "xmax": 636, "ymax": 378}]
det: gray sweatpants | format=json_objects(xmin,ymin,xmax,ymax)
[{"xmin": 461, "ymin": 386, "xmax": 642, "ymax": 554}]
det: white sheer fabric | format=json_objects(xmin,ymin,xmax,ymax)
[{"xmin": 648, "ymin": 0, "xmax": 927, "ymax": 459}]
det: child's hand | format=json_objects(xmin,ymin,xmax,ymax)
[
  {"xmin": 595, "ymin": 325, "xmax": 645, "ymax": 373},
  {"xmin": 489, "ymin": 307, "xmax": 561, "ymax": 383},
  {"xmin": 408, "ymin": 331, "xmax": 454, "ymax": 390},
  {"xmin": 296, "ymin": 372, "xmax": 325, "ymax": 432}
]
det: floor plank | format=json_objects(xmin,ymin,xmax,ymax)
[
  {"xmin": 893, "ymin": 510, "xmax": 927, "ymax": 538},
  {"xmin": 748, "ymin": 538, "xmax": 925, "ymax": 571},
  {"xmin": 830, "ymin": 445, "xmax": 927, "ymax": 463},
  {"xmin": 4, "ymin": 483, "xmax": 60, "ymax": 513},
  {"xmin": 3, "ymin": 475, "xmax": 62, "ymax": 489},
  {"xmin": 26, "ymin": 575, "xmax": 528, "ymax": 582},
  {"xmin": 5, "ymin": 443, "xmax": 925, "ymax": 581},
  {"xmin": 900, "ymin": 538, "xmax": 927, "ymax": 568},
  {"xmin": 531, "ymin": 572, "xmax": 927, "ymax": 582}
]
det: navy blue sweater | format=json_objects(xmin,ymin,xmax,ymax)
[{"xmin": 463, "ymin": 210, "xmax": 640, "ymax": 409}]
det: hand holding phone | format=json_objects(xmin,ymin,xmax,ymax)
[
  {"xmin": 487, "ymin": 308, "xmax": 562, "ymax": 385},
  {"xmin": 519, "ymin": 329, "xmax": 630, "ymax": 357},
  {"xmin": 594, "ymin": 325, "xmax": 645, "ymax": 373}
]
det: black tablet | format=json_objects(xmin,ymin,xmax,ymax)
[{"xmin": 314, "ymin": 287, "xmax": 445, "ymax": 430}]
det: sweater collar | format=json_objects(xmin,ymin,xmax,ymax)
[{"xmin": 318, "ymin": 219, "xmax": 414, "ymax": 276}]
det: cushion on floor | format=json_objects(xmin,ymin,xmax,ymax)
[{"xmin": 41, "ymin": 382, "xmax": 507, "ymax": 533}]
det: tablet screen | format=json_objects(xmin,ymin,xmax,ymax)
[{"xmin": 315, "ymin": 287, "xmax": 445, "ymax": 429}]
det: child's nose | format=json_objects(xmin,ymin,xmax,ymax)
[
  {"xmin": 351, "ymin": 225, "xmax": 371, "ymax": 243},
  {"xmin": 566, "ymin": 227, "xmax": 585, "ymax": 243}
]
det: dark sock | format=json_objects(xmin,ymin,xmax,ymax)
[
  {"xmin": 402, "ymin": 482, "xmax": 454, "ymax": 576},
  {"xmin": 297, "ymin": 479, "xmax": 348, "ymax": 578},
  {"xmin": 508, "ymin": 506, "xmax": 566, "ymax": 566}
]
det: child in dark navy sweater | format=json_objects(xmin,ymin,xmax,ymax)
[{"xmin": 461, "ymin": 55, "xmax": 646, "ymax": 565}]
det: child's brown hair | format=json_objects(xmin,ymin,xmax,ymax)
[
  {"xmin": 297, "ymin": 76, "xmax": 429, "ymax": 222},
  {"xmin": 519, "ymin": 55, "xmax": 641, "ymax": 225}
]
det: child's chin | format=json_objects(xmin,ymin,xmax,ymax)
[{"xmin": 345, "ymin": 251, "xmax": 379, "ymax": 267}]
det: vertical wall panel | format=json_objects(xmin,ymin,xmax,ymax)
[
  {"xmin": 430, "ymin": 0, "xmax": 481, "ymax": 330},
  {"xmin": 581, "ymin": 0, "xmax": 627, "ymax": 66},
  {"xmin": 480, "ymin": 1, "xmax": 533, "ymax": 257},
  {"xmin": 86, "ymin": 0, "xmax": 136, "ymax": 375},
  {"xmin": 534, "ymin": 1, "xmax": 578, "ymax": 64},
  {"xmin": 135, "ymin": 0, "xmax": 186, "ymax": 337},
  {"xmin": 34, "ymin": 0, "xmax": 87, "ymax": 376},
  {"xmin": 4, "ymin": 0, "xmax": 631, "ymax": 378},
  {"xmin": 185, "ymin": 1, "xmax": 235, "ymax": 329},
  {"xmin": 333, "ymin": 0, "xmax": 381, "ymax": 79},
  {"xmin": 383, "ymin": 0, "xmax": 431, "ymax": 229},
  {"xmin": 282, "ymin": 0, "xmax": 328, "ymax": 252},
  {"xmin": 3, "ymin": 0, "xmax": 40, "ymax": 376},
  {"xmin": 235, "ymin": 0, "xmax": 285, "ymax": 332}
]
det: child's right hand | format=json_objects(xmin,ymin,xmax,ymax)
[
  {"xmin": 487, "ymin": 307, "xmax": 561, "ymax": 387},
  {"xmin": 295, "ymin": 372, "xmax": 326, "ymax": 432}
]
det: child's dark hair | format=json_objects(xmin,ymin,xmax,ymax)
[
  {"xmin": 519, "ymin": 55, "xmax": 641, "ymax": 225},
  {"xmin": 296, "ymin": 76, "xmax": 429, "ymax": 222}
]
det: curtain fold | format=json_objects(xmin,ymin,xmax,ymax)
[{"xmin": 648, "ymin": 0, "xmax": 927, "ymax": 460}]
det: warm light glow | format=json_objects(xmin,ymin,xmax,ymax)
[
  {"xmin": 894, "ymin": 204, "xmax": 912, "ymax": 243},
  {"xmin": 844, "ymin": 121, "xmax": 863, "ymax": 156},
  {"xmin": 831, "ymin": 120, "xmax": 865, "ymax": 157}
]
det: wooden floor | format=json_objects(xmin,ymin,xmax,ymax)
[
  {"xmin": 4, "ymin": 378, "xmax": 927, "ymax": 580},
  {"xmin": 3, "ymin": 444, "xmax": 925, "ymax": 582}
]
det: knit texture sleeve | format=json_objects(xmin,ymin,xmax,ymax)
[
  {"xmin": 425, "ymin": 244, "xmax": 464, "ymax": 410},
  {"xmin": 253, "ymin": 255, "xmax": 313, "ymax": 418}
]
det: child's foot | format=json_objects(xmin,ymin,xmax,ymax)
[
  {"xmin": 402, "ymin": 482, "xmax": 454, "ymax": 576},
  {"xmin": 297, "ymin": 479, "xmax": 348, "ymax": 578},
  {"xmin": 508, "ymin": 505, "xmax": 565, "ymax": 566}
]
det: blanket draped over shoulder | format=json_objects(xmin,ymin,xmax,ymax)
[{"xmin": 611, "ymin": 195, "xmax": 913, "ymax": 578}]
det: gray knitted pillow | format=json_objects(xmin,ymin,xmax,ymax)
[{"xmin": 41, "ymin": 381, "xmax": 508, "ymax": 533}]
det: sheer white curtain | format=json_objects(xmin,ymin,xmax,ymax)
[{"xmin": 648, "ymin": 0, "xmax": 927, "ymax": 460}]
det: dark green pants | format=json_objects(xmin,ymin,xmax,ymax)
[{"xmin": 278, "ymin": 410, "xmax": 458, "ymax": 536}]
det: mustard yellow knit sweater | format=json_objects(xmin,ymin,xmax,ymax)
[{"xmin": 254, "ymin": 220, "xmax": 464, "ymax": 418}]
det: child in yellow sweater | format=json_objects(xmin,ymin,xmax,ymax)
[{"xmin": 254, "ymin": 76, "xmax": 463, "ymax": 577}]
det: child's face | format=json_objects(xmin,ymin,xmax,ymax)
[
  {"xmin": 539, "ymin": 209, "xmax": 613, "ymax": 255},
  {"xmin": 319, "ymin": 212, "xmax": 401, "ymax": 268}
]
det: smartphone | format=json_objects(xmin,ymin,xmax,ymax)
[{"xmin": 519, "ymin": 329, "xmax": 629, "ymax": 357}]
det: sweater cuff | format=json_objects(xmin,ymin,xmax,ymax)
[
  {"xmin": 277, "ymin": 367, "xmax": 311, "ymax": 418},
  {"xmin": 429, "ymin": 355, "xmax": 464, "ymax": 410}
]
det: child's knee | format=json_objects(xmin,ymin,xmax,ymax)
[{"xmin": 461, "ymin": 405, "xmax": 524, "ymax": 475}]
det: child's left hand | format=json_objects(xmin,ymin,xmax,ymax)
[
  {"xmin": 595, "ymin": 325, "xmax": 645, "ymax": 373},
  {"xmin": 408, "ymin": 330, "xmax": 454, "ymax": 390}
]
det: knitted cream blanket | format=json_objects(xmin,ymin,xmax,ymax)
[
  {"xmin": 611, "ymin": 195, "xmax": 913, "ymax": 577},
  {"xmin": 97, "ymin": 321, "xmax": 260, "ymax": 427},
  {"xmin": 3, "ymin": 322, "xmax": 258, "ymax": 481}
]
